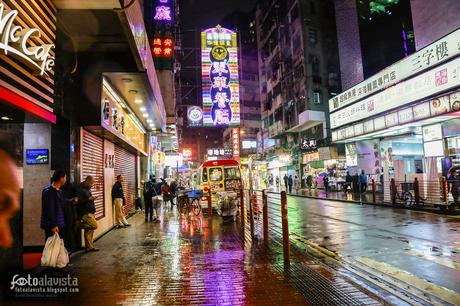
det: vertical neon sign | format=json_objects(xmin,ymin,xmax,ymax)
[{"xmin": 201, "ymin": 25, "xmax": 240, "ymax": 127}]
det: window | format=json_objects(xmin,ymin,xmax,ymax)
[
  {"xmin": 209, "ymin": 167, "xmax": 223, "ymax": 181},
  {"xmin": 308, "ymin": 28, "xmax": 318, "ymax": 46},
  {"xmin": 309, "ymin": 54, "xmax": 320, "ymax": 74},
  {"xmin": 312, "ymin": 91, "xmax": 322, "ymax": 104},
  {"xmin": 224, "ymin": 167, "xmax": 241, "ymax": 180},
  {"xmin": 202, "ymin": 168, "xmax": 208, "ymax": 182}
]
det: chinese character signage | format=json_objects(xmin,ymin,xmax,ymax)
[
  {"xmin": 201, "ymin": 25, "xmax": 240, "ymax": 126},
  {"xmin": 232, "ymin": 128, "xmax": 240, "ymax": 159},
  {"xmin": 329, "ymin": 28, "xmax": 460, "ymax": 113},
  {"xmin": 300, "ymin": 138, "xmax": 317, "ymax": 152},
  {"xmin": 153, "ymin": 0, "xmax": 173, "ymax": 24},
  {"xmin": 330, "ymin": 57, "xmax": 460, "ymax": 129},
  {"xmin": 207, "ymin": 148, "xmax": 233, "ymax": 158},
  {"xmin": 187, "ymin": 106, "xmax": 203, "ymax": 127},
  {"xmin": 152, "ymin": 36, "xmax": 174, "ymax": 59}
]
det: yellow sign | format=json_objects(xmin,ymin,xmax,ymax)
[{"xmin": 154, "ymin": 151, "xmax": 165, "ymax": 164}]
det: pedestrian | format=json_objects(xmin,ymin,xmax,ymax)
[
  {"xmin": 40, "ymin": 171, "xmax": 68, "ymax": 241},
  {"xmin": 345, "ymin": 171, "xmax": 353, "ymax": 193},
  {"xmin": 112, "ymin": 175, "xmax": 131, "ymax": 228},
  {"xmin": 295, "ymin": 175, "xmax": 301, "ymax": 193},
  {"xmin": 283, "ymin": 174, "xmax": 288, "ymax": 190},
  {"xmin": 323, "ymin": 175, "xmax": 329, "ymax": 193},
  {"xmin": 449, "ymin": 171, "xmax": 460, "ymax": 205},
  {"xmin": 143, "ymin": 175, "xmax": 155, "ymax": 222},
  {"xmin": 288, "ymin": 175, "xmax": 293, "ymax": 194},
  {"xmin": 76, "ymin": 176, "xmax": 99, "ymax": 252},
  {"xmin": 275, "ymin": 176, "xmax": 280, "ymax": 188},
  {"xmin": 169, "ymin": 180, "xmax": 178, "ymax": 205},
  {"xmin": 162, "ymin": 180, "xmax": 172, "ymax": 208},
  {"xmin": 359, "ymin": 170, "xmax": 368, "ymax": 193},
  {"xmin": 0, "ymin": 143, "xmax": 20, "ymax": 248},
  {"xmin": 306, "ymin": 174, "xmax": 313, "ymax": 191},
  {"xmin": 151, "ymin": 178, "xmax": 164, "ymax": 221}
]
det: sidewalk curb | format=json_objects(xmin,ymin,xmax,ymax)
[{"xmin": 288, "ymin": 193, "xmax": 460, "ymax": 216}]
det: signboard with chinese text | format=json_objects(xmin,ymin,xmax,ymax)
[
  {"xmin": 232, "ymin": 127, "xmax": 240, "ymax": 159},
  {"xmin": 329, "ymin": 28, "xmax": 460, "ymax": 113},
  {"xmin": 181, "ymin": 148, "xmax": 192, "ymax": 160},
  {"xmin": 201, "ymin": 25, "xmax": 240, "ymax": 126},
  {"xmin": 330, "ymin": 57, "xmax": 460, "ymax": 129},
  {"xmin": 300, "ymin": 138, "xmax": 317, "ymax": 152},
  {"xmin": 207, "ymin": 148, "xmax": 233, "ymax": 158}
]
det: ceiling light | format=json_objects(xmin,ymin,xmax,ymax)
[
  {"xmin": 129, "ymin": 90, "xmax": 138, "ymax": 94},
  {"xmin": 142, "ymin": 113, "xmax": 148, "ymax": 118},
  {"xmin": 135, "ymin": 99, "xmax": 142, "ymax": 104},
  {"xmin": 1, "ymin": 116, "xmax": 11, "ymax": 121},
  {"xmin": 140, "ymin": 107, "xmax": 146, "ymax": 112},
  {"xmin": 122, "ymin": 78, "xmax": 133, "ymax": 83},
  {"xmin": 147, "ymin": 119, "xmax": 153, "ymax": 123}
]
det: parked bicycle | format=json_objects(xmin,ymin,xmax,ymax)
[
  {"xmin": 177, "ymin": 189, "xmax": 202, "ymax": 216},
  {"xmin": 393, "ymin": 182, "xmax": 414, "ymax": 207}
]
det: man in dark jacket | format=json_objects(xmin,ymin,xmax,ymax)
[
  {"xmin": 112, "ymin": 175, "xmax": 130, "ymax": 228},
  {"xmin": 143, "ymin": 175, "xmax": 155, "ymax": 222},
  {"xmin": 77, "ymin": 176, "xmax": 99, "ymax": 252},
  {"xmin": 41, "ymin": 170, "xmax": 67, "ymax": 240}
]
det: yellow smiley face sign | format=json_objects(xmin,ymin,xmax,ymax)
[{"xmin": 211, "ymin": 45, "xmax": 228, "ymax": 61}]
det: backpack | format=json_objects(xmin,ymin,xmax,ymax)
[{"xmin": 143, "ymin": 181, "xmax": 153, "ymax": 195}]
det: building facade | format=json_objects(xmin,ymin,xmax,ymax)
[{"xmin": 255, "ymin": 0, "xmax": 340, "ymax": 187}]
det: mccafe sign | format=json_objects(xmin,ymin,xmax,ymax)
[{"xmin": 0, "ymin": 3, "xmax": 55, "ymax": 76}]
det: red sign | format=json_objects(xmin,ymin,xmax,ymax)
[
  {"xmin": 152, "ymin": 37, "xmax": 174, "ymax": 58},
  {"xmin": 232, "ymin": 128, "xmax": 240, "ymax": 159},
  {"xmin": 182, "ymin": 148, "xmax": 192, "ymax": 160}
]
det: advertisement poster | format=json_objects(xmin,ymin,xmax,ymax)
[
  {"xmin": 25, "ymin": 149, "xmax": 49, "ymax": 165},
  {"xmin": 356, "ymin": 140, "xmax": 380, "ymax": 175},
  {"xmin": 201, "ymin": 26, "xmax": 240, "ymax": 126}
]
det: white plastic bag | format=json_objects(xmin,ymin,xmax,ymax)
[{"xmin": 41, "ymin": 232, "xmax": 69, "ymax": 268}]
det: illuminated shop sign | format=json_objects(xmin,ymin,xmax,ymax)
[
  {"xmin": 152, "ymin": 36, "xmax": 173, "ymax": 58},
  {"xmin": 0, "ymin": 3, "xmax": 54, "ymax": 76},
  {"xmin": 181, "ymin": 148, "xmax": 192, "ymax": 160},
  {"xmin": 232, "ymin": 127, "xmax": 240, "ymax": 159},
  {"xmin": 331, "ymin": 57, "xmax": 460, "ymax": 129},
  {"xmin": 207, "ymin": 148, "xmax": 233, "ymax": 158},
  {"xmin": 187, "ymin": 106, "xmax": 203, "ymax": 127},
  {"xmin": 153, "ymin": 0, "xmax": 173, "ymax": 23},
  {"xmin": 201, "ymin": 25, "xmax": 240, "ymax": 126},
  {"xmin": 300, "ymin": 138, "xmax": 317, "ymax": 152},
  {"xmin": 329, "ymin": 28, "xmax": 460, "ymax": 113}
]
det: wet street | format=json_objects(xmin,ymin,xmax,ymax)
[{"xmin": 286, "ymin": 195, "xmax": 460, "ymax": 305}]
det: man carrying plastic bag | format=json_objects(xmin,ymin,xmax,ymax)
[{"xmin": 41, "ymin": 233, "xmax": 69, "ymax": 268}]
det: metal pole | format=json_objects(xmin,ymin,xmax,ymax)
[
  {"xmin": 240, "ymin": 187, "xmax": 245, "ymax": 234},
  {"xmin": 442, "ymin": 176, "xmax": 448, "ymax": 204},
  {"xmin": 280, "ymin": 191, "xmax": 290, "ymax": 263},
  {"xmin": 263, "ymin": 189, "xmax": 268, "ymax": 245},
  {"xmin": 249, "ymin": 191, "xmax": 255, "ymax": 239},
  {"xmin": 372, "ymin": 179, "xmax": 376, "ymax": 204},
  {"xmin": 207, "ymin": 187, "xmax": 212, "ymax": 217}
]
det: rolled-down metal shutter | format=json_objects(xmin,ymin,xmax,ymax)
[
  {"xmin": 114, "ymin": 145, "xmax": 136, "ymax": 214},
  {"xmin": 80, "ymin": 129, "xmax": 105, "ymax": 219}
]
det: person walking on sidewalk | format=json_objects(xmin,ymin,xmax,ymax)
[
  {"xmin": 306, "ymin": 174, "xmax": 313, "ymax": 191},
  {"xmin": 112, "ymin": 175, "xmax": 131, "ymax": 228},
  {"xmin": 283, "ymin": 174, "xmax": 288, "ymax": 191},
  {"xmin": 151, "ymin": 178, "xmax": 164, "ymax": 221},
  {"xmin": 77, "ymin": 176, "xmax": 99, "ymax": 252},
  {"xmin": 41, "ymin": 171, "xmax": 68, "ymax": 240},
  {"xmin": 359, "ymin": 170, "xmax": 368, "ymax": 193},
  {"xmin": 288, "ymin": 175, "xmax": 293, "ymax": 194},
  {"xmin": 143, "ymin": 175, "xmax": 155, "ymax": 222}
]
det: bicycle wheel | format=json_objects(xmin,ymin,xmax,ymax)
[
  {"xmin": 191, "ymin": 198, "xmax": 202, "ymax": 216},
  {"xmin": 178, "ymin": 196, "xmax": 188, "ymax": 214},
  {"xmin": 402, "ymin": 191, "xmax": 413, "ymax": 207}
]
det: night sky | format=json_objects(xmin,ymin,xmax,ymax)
[{"xmin": 180, "ymin": 0, "xmax": 257, "ymax": 29}]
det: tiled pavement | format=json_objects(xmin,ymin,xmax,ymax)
[{"xmin": 6, "ymin": 207, "xmax": 382, "ymax": 305}]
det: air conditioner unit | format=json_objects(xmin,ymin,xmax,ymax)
[{"xmin": 312, "ymin": 92, "xmax": 321, "ymax": 104}]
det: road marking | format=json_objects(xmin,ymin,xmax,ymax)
[
  {"xmin": 355, "ymin": 256, "xmax": 460, "ymax": 306},
  {"xmin": 404, "ymin": 249, "xmax": 460, "ymax": 270}
]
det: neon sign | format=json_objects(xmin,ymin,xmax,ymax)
[
  {"xmin": 232, "ymin": 128, "xmax": 240, "ymax": 159},
  {"xmin": 0, "ymin": 3, "xmax": 54, "ymax": 76},
  {"xmin": 153, "ymin": 0, "xmax": 173, "ymax": 24},
  {"xmin": 152, "ymin": 36, "xmax": 173, "ymax": 58},
  {"xmin": 201, "ymin": 25, "xmax": 240, "ymax": 127},
  {"xmin": 187, "ymin": 106, "xmax": 203, "ymax": 127}
]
